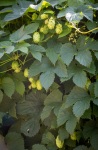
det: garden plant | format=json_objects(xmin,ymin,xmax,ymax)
[{"xmin": 0, "ymin": 0, "xmax": 98, "ymax": 150}]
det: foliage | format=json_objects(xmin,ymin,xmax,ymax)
[{"xmin": 0, "ymin": 0, "xmax": 98, "ymax": 149}]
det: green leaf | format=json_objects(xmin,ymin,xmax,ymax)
[
  {"xmin": 65, "ymin": 86, "xmax": 90, "ymax": 108},
  {"xmin": 0, "ymin": 41, "xmax": 12, "ymax": 48},
  {"xmin": 32, "ymin": 144, "xmax": 48, "ymax": 150},
  {"xmin": 0, "ymin": 90, "xmax": 3, "ymax": 103},
  {"xmin": 44, "ymin": 89, "xmax": 62, "ymax": 105},
  {"xmin": 65, "ymin": 7, "xmax": 83, "ymax": 23},
  {"xmin": 75, "ymin": 50, "xmax": 92, "ymax": 67},
  {"xmin": 31, "ymin": 51, "xmax": 42, "ymax": 61},
  {"xmin": 16, "ymin": 91, "xmax": 46, "ymax": 136},
  {"xmin": 14, "ymin": 80, "xmax": 25, "ymax": 96},
  {"xmin": 66, "ymin": 116, "xmax": 77, "ymax": 134},
  {"xmin": 73, "ymin": 98, "xmax": 90, "ymax": 118},
  {"xmin": 80, "ymin": 5, "xmax": 93, "ymax": 21},
  {"xmin": 91, "ymin": 130, "xmax": 98, "ymax": 150},
  {"xmin": 93, "ymin": 99, "xmax": 98, "ymax": 106},
  {"xmin": 86, "ymin": 21, "xmax": 98, "ymax": 34},
  {"xmin": 5, "ymin": 46, "xmax": 14, "ymax": 54},
  {"xmin": 0, "ymin": 0, "xmax": 16, "ymax": 6},
  {"xmin": 94, "ymin": 52, "xmax": 98, "ymax": 59},
  {"xmin": 41, "ymin": 106, "xmax": 53, "ymax": 121},
  {"xmin": 58, "ymin": 26, "xmax": 72, "ymax": 38},
  {"xmin": 29, "ymin": 57, "xmax": 52, "ymax": 77},
  {"xmin": 21, "ymin": 118, "xmax": 40, "ymax": 137},
  {"xmin": 24, "ymin": 23, "xmax": 39, "ymax": 34},
  {"xmin": 30, "ymin": 44, "xmax": 46, "ymax": 52},
  {"xmin": 5, "ymin": 132, "xmax": 24, "ymax": 150},
  {"xmin": 54, "ymin": 59, "xmax": 68, "ymax": 78},
  {"xmin": 2, "ymin": 77, "xmax": 15, "ymax": 98},
  {"xmin": 68, "ymin": 0, "xmax": 85, "ymax": 7},
  {"xmin": 94, "ymin": 81, "xmax": 98, "ymax": 97},
  {"xmin": 85, "ymin": 61, "xmax": 96, "ymax": 75},
  {"xmin": 40, "ymin": 70, "xmax": 55, "ymax": 90},
  {"xmin": 42, "ymin": 131, "xmax": 55, "ymax": 145},
  {"xmin": 60, "ymin": 43, "xmax": 77, "ymax": 65},
  {"xmin": 46, "ymin": 0, "xmax": 66, "ymax": 6},
  {"xmin": 0, "ymin": 50, "xmax": 4, "ymax": 58},
  {"xmin": 16, "ymin": 91, "xmax": 46, "ymax": 116},
  {"xmin": 10, "ymin": 26, "xmax": 31, "ymax": 43},
  {"xmin": 82, "ymin": 108, "xmax": 91, "ymax": 119},
  {"xmin": 58, "ymin": 128, "xmax": 69, "ymax": 140},
  {"xmin": 73, "ymin": 70, "xmax": 87, "ymax": 88},
  {"xmin": 57, "ymin": 105, "xmax": 71, "ymax": 126},
  {"xmin": 73, "ymin": 145, "xmax": 89, "ymax": 150},
  {"xmin": 46, "ymin": 48, "xmax": 58, "ymax": 65},
  {"xmin": 83, "ymin": 121, "xmax": 96, "ymax": 139},
  {"xmin": 14, "ymin": 42, "xmax": 30, "ymax": 53},
  {"xmin": 47, "ymin": 40, "xmax": 62, "ymax": 54},
  {"xmin": 4, "ymin": 1, "xmax": 31, "ymax": 21}
]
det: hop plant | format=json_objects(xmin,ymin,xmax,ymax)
[
  {"xmin": 24, "ymin": 68, "xmax": 29, "ymax": 78},
  {"xmin": 28, "ymin": 78, "xmax": 34, "ymax": 83},
  {"xmin": 33, "ymin": 32, "xmax": 40, "ymax": 43},
  {"xmin": 56, "ymin": 136, "xmax": 64, "ymax": 148},
  {"xmin": 40, "ymin": 25, "xmax": 49, "ymax": 34},
  {"xmin": 41, "ymin": 14, "xmax": 48, "ymax": 19},
  {"xmin": 70, "ymin": 132, "xmax": 77, "ymax": 141},
  {"xmin": 14, "ymin": 67, "xmax": 21, "ymax": 73},
  {"xmin": 31, "ymin": 80, "xmax": 37, "ymax": 88},
  {"xmin": 44, "ymin": 19, "xmax": 49, "ymax": 25},
  {"xmin": 11, "ymin": 61, "xmax": 19, "ymax": 70},
  {"xmin": 47, "ymin": 17, "xmax": 55, "ymax": 30},
  {"xmin": 32, "ymin": 13, "xmax": 38, "ymax": 20},
  {"xmin": 55, "ymin": 23, "xmax": 63, "ymax": 34},
  {"xmin": 36, "ymin": 80, "xmax": 42, "ymax": 90},
  {"xmin": 85, "ymin": 79, "xmax": 91, "ymax": 90}
]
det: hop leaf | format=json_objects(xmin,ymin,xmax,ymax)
[{"xmin": 33, "ymin": 32, "xmax": 40, "ymax": 43}]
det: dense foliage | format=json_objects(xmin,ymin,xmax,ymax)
[{"xmin": 0, "ymin": 0, "xmax": 98, "ymax": 149}]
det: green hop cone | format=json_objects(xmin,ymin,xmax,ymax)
[
  {"xmin": 40, "ymin": 14, "xmax": 48, "ymax": 19},
  {"xmin": 55, "ymin": 23, "xmax": 63, "ymax": 34},
  {"xmin": 11, "ymin": 61, "xmax": 19, "ymax": 70},
  {"xmin": 32, "ymin": 13, "xmax": 38, "ymax": 20},
  {"xmin": 40, "ymin": 27, "xmax": 44, "ymax": 33},
  {"xmin": 24, "ymin": 68, "xmax": 29, "ymax": 78},
  {"xmin": 56, "ymin": 136, "xmax": 64, "ymax": 148},
  {"xmin": 70, "ymin": 132, "xmax": 77, "ymax": 141},
  {"xmin": 44, "ymin": 19, "xmax": 49, "ymax": 25},
  {"xmin": 33, "ymin": 32, "xmax": 40, "ymax": 43},
  {"xmin": 40, "ymin": 25, "xmax": 48, "ymax": 34},
  {"xmin": 47, "ymin": 17, "xmax": 55, "ymax": 30}
]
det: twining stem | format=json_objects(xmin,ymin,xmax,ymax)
[
  {"xmin": 0, "ymin": 68, "xmax": 12, "ymax": 74},
  {"xmin": 0, "ymin": 58, "xmax": 14, "ymax": 66},
  {"xmin": 41, "ymin": 34, "xmax": 54, "ymax": 43},
  {"xmin": 22, "ymin": 54, "xmax": 28, "ymax": 65},
  {"xmin": 72, "ymin": 23, "xmax": 98, "ymax": 34}
]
